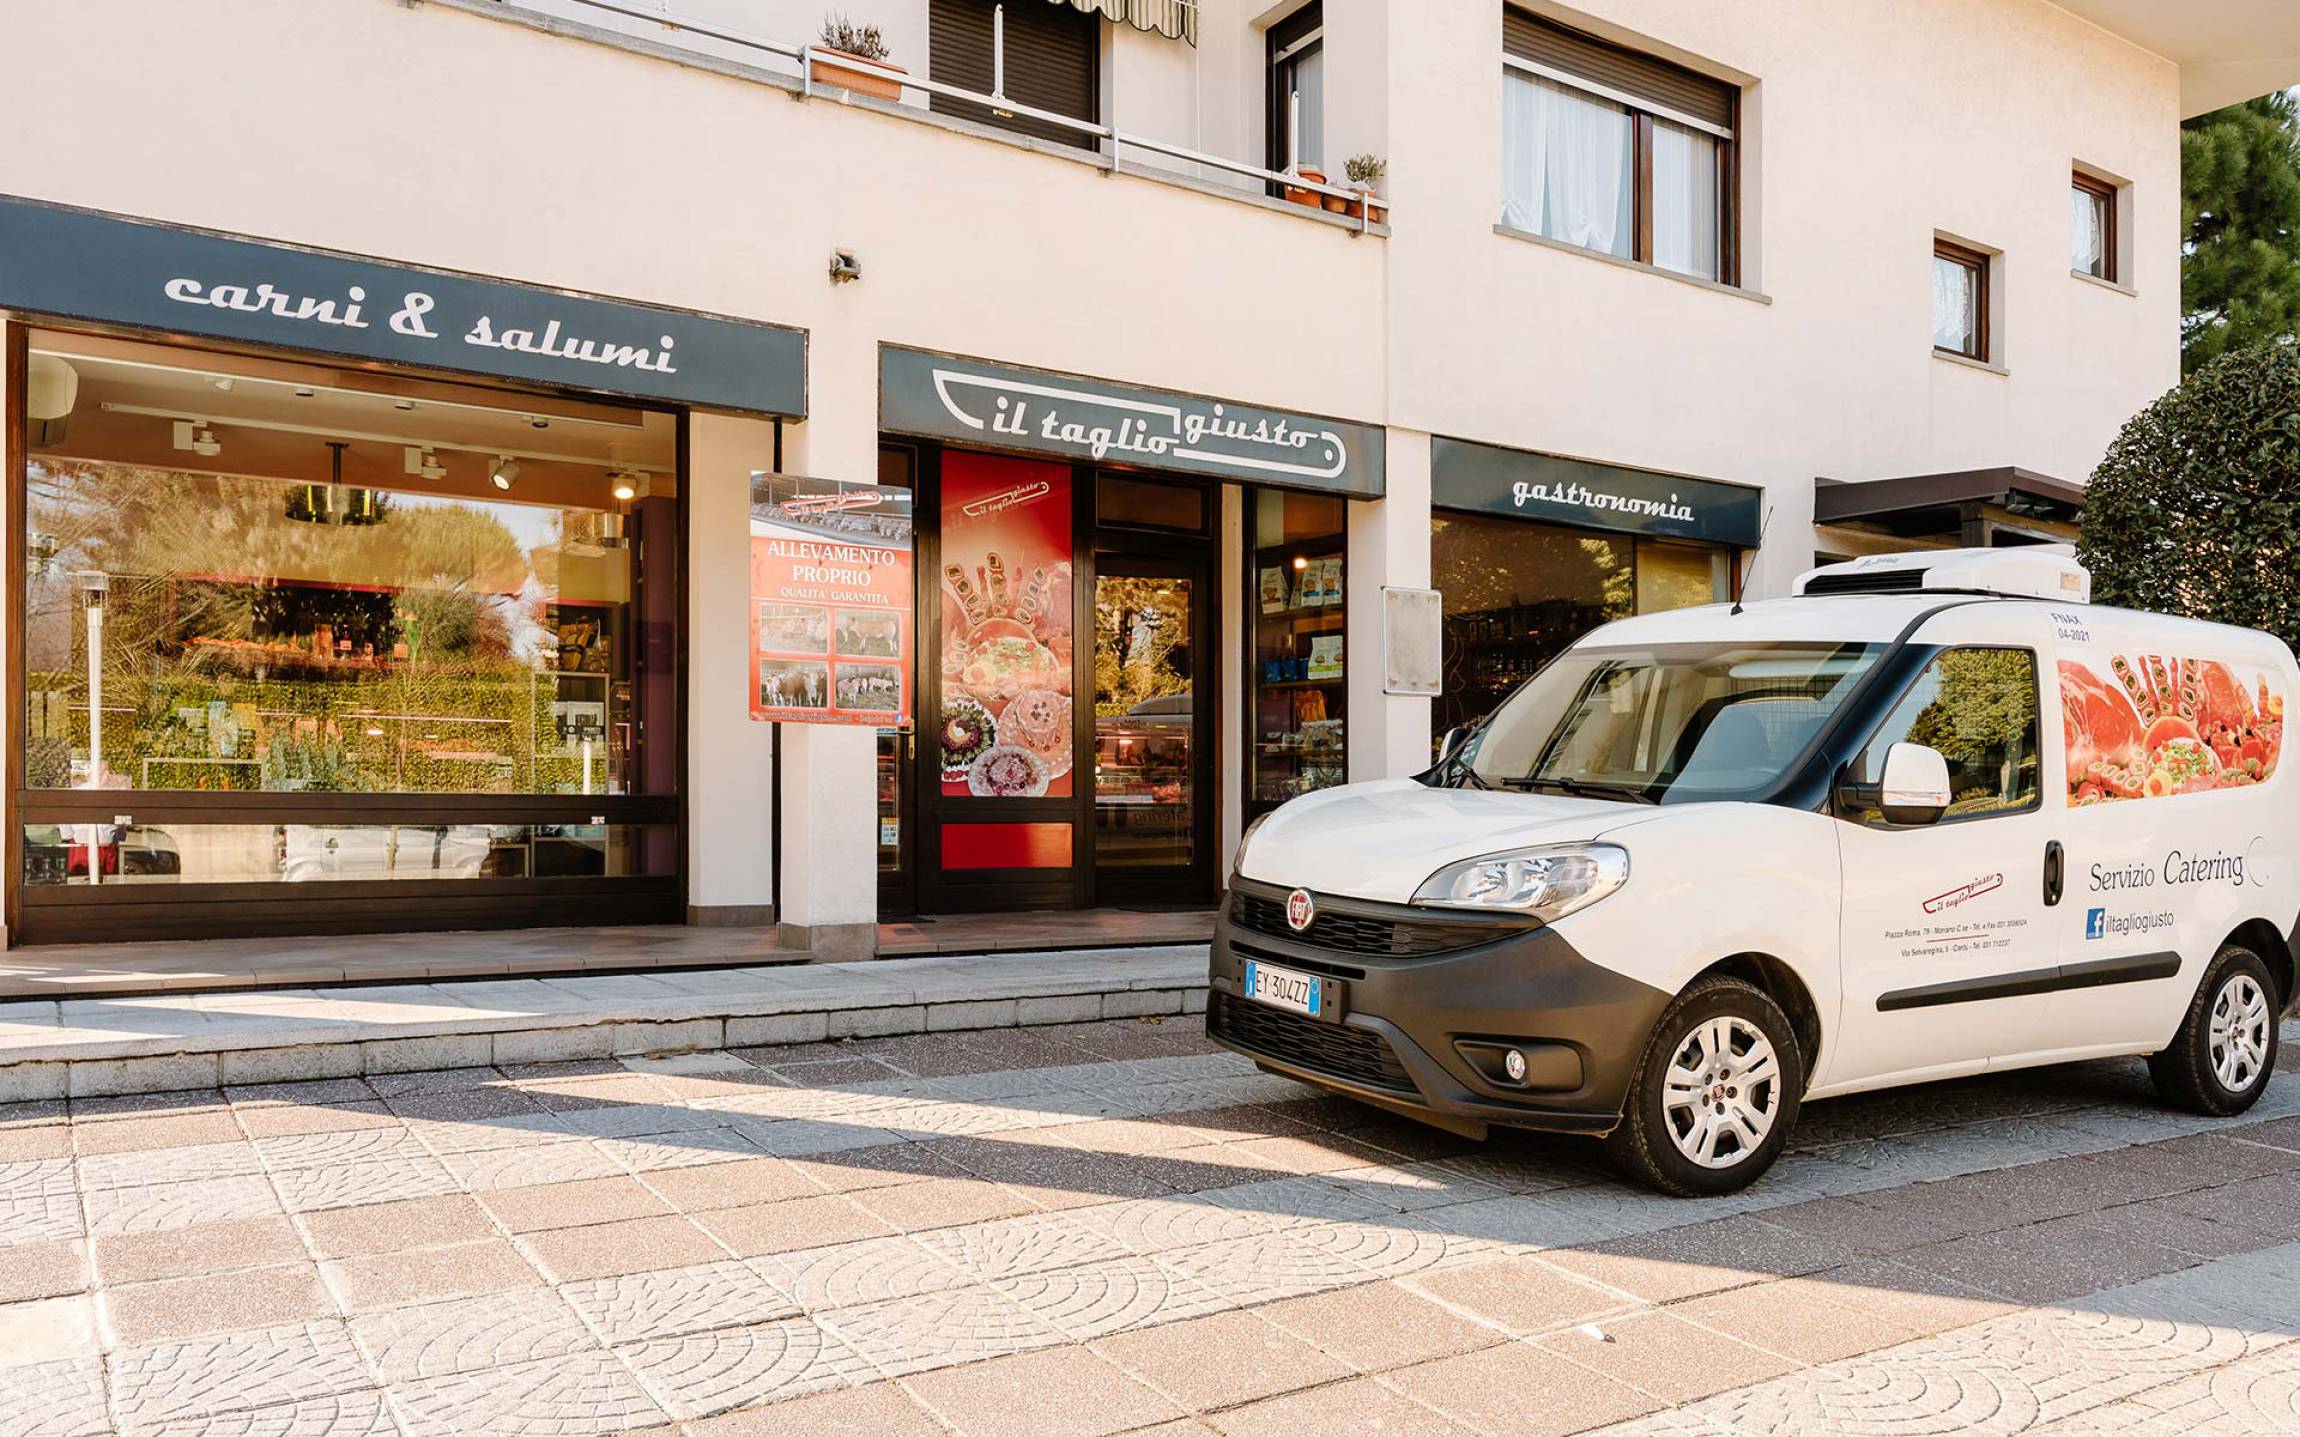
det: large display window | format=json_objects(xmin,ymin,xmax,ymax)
[
  {"xmin": 1246, "ymin": 490, "xmax": 1347, "ymax": 819},
  {"xmin": 11, "ymin": 327, "xmax": 681, "ymax": 941}
]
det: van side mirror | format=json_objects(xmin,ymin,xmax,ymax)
[
  {"xmin": 1437, "ymin": 724, "xmax": 1477, "ymax": 764},
  {"xmin": 1876, "ymin": 742, "xmax": 1953, "ymax": 825}
]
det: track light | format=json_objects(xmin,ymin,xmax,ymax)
[
  {"xmin": 404, "ymin": 446, "xmax": 447, "ymax": 481},
  {"xmin": 171, "ymin": 420, "xmax": 221, "ymax": 457},
  {"xmin": 610, "ymin": 470, "xmax": 644, "ymax": 502},
  {"xmin": 489, "ymin": 457, "xmax": 521, "ymax": 491}
]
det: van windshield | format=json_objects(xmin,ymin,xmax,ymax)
[{"xmin": 1454, "ymin": 641, "xmax": 1887, "ymax": 804}]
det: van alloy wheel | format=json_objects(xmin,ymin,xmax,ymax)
[
  {"xmin": 1662, "ymin": 1017, "xmax": 1782, "ymax": 1168},
  {"xmin": 2209, "ymin": 973, "xmax": 2272, "ymax": 1093}
]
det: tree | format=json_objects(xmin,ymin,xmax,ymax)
[
  {"xmin": 2183, "ymin": 92, "xmax": 2300, "ymax": 374},
  {"xmin": 2079, "ymin": 344, "xmax": 2300, "ymax": 652}
]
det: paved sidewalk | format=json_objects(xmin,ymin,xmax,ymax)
[
  {"xmin": 0, "ymin": 946, "xmax": 1205, "ymax": 1100},
  {"xmin": 9, "ymin": 1016, "xmax": 2300, "ymax": 1434}
]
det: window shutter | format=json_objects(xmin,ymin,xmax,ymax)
[
  {"xmin": 930, "ymin": 0, "xmax": 1100, "ymax": 149},
  {"xmin": 1502, "ymin": 10, "xmax": 1733, "ymax": 133}
]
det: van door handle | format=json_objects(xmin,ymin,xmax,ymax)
[{"xmin": 2043, "ymin": 840, "xmax": 2064, "ymax": 907}]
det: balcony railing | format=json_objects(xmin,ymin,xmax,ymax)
[{"xmin": 492, "ymin": 0, "xmax": 1385, "ymax": 231}]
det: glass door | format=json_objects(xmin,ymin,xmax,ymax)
[{"xmin": 1093, "ymin": 556, "xmax": 1212, "ymax": 904}]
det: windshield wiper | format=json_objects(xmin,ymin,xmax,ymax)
[{"xmin": 1505, "ymin": 775, "xmax": 1659, "ymax": 805}]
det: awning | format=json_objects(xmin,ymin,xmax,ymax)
[
  {"xmin": 1814, "ymin": 466, "xmax": 2085, "ymax": 539},
  {"xmin": 1053, "ymin": 0, "xmax": 1196, "ymax": 45}
]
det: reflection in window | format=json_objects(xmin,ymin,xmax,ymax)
[
  {"xmin": 20, "ymin": 822, "xmax": 670, "ymax": 885},
  {"xmin": 1853, "ymin": 648, "xmax": 2040, "ymax": 821}
]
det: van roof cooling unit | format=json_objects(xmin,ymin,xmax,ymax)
[{"xmin": 1793, "ymin": 547, "xmax": 2091, "ymax": 603}]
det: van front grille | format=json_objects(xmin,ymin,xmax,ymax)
[
  {"xmin": 1228, "ymin": 889, "xmax": 1515, "ymax": 957},
  {"xmin": 1208, "ymin": 992, "xmax": 1414, "ymax": 1093}
]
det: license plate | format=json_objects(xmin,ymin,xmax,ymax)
[{"xmin": 1241, "ymin": 959, "xmax": 1324, "ymax": 1018}]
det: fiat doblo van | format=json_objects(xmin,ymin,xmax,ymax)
[{"xmin": 1208, "ymin": 549, "xmax": 2298, "ymax": 1194}]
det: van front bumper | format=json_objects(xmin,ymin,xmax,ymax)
[{"xmin": 1206, "ymin": 877, "xmax": 1673, "ymax": 1136}]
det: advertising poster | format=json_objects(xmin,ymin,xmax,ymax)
[
  {"xmin": 748, "ymin": 473, "xmax": 914, "ymax": 727},
  {"xmin": 2061, "ymin": 652, "xmax": 2283, "ymax": 804},
  {"xmin": 936, "ymin": 451, "xmax": 1074, "ymax": 799}
]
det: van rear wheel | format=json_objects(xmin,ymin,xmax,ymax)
[
  {"xmin": 2150, "ymin": 945, "xmax": 2279, "ymax": 1116},
  {"xmin": 1603, "ymin": 975, "xmax": 1804, "ymax": 1197}
]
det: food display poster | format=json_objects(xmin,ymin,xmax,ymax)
[
  {"xmin": 748, "ymin": 473, "xmax": 914, "ymax": 727},
  {"xmin": 937, "ymin": 452, "xmax": 1075, "ymax": 799},
  {"xmin": 2060, "ymin": 652, "xmax": 2283, "ymax": 804}
]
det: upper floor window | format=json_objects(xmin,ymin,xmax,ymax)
[
  {"xmin": 1932, "ymin": 238, "xmax": 1990, "ymax": 361},
  {"xmin": 2072, "ymin": 170, "xmax": 2116, "ymax": 282},
  {"xmin": 928, "ymin": 0, "xmax": 1099, "ymax": 149},
  {"xmin": 1500, "ymin": 10, "xmax": 1737, "ymax": 284},
  {"xmin": 1267, "ymin": 3, "xmax": 1325, "ymax": 174}
]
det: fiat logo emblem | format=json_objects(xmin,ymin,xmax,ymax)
[{"xmin": 1285, "ymin": 888, "xmax": 1316, "ymax": 932}]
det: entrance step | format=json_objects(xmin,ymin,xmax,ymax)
[{"xmin": 0, "ymin": 945, "xmax": 1208, "ymax": 1101}]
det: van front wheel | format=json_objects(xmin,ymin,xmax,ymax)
[
  {"xmin": 1603, "ymin": 976, "xmax": 1804, "ymax": 1197},
  {"xmin": 2150, "ymin": 945, "xmax": 2278, "ymax": 1117}
]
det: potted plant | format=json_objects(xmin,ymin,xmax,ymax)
[
  {"xmin": 1345, "ymin": 154, "xmax": 1388, "ymax": 223},
  {"xmin": 1283, "ymin": 164, "xmax": 1329, "ymax": 210},
  {"xmin": 812, "ymin": 14, "xmax": 905, "ymax": 102}
]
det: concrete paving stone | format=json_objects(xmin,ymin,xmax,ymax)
[
  {"xmin": 640, "ymin": 1156, "xmax": 823, "ymax": 1212},
  {"xmin": 1148, "ymin": 1229, "xmax": 1375, "ymax": 1307},
  {"xmin": 927, "ymin": 999, "xmax": 1022, "ymax": 1032},
  {"xmin": 0, "ymin": 1125, "xmax": 69, "ymax": 1163},
  {"xmin": 361, "ymin": 1036, "xmax": 493, "ymax": 1077},
  {"xmin": 349, "ymin": 1287, "xmax": 600, "ymax": 1383},
  {"xmin": 694, "ymin": 1193, "xmax": 897, "ymax": 1258},
  {"xmin": 818, "ymin": 1281, "xmax": 1068, "ymax": 1378},
  {"xmin": 384, "ymin": 1348, "xmax": 666, "ymax": 1437},
  {"xmin": 1310, "ymin": 1160, "xmax": 1511, "ymax": 1215},
  {"xmin": 0, "ymin": 1154, "xmax": 74, "ymax": 1201},
  {"xmin": 1208, "ymin": 1375, "xmax": 1459, "ymax": 1437},
  {"xmin": 0, "ymin": 1064, "xmax": 67, "ymax": 1104},
  {"xmin": 1092, "ymin": 1308, "xmax": 1353, "ymax": 1411},
  {"xmin": 233, "ymin": 1100, "xmax": 402, "ymax": 1140},
  {"xmin": 94, "ymin": 1217, "xmax": 304, "ymax": 1286},
  {"xmin": 1670, "ymin": 1277, "xmax": 1928, "ymax": 1366},
  {"xmin": 69, "ymin": 1054, "xmax": 221, "ymax": 1099},
  {"xmin": 725, "ymin": 1012, "xmax": 833, "ymax": 1048},
  {"xmin": 1061, "ymin": 1193, "xmax": 1287, "ymax": 1255},
  {"xmin": 398, "ymin": 1108, "xmax": 582, "ymax": 1153},
  {"xmin": 490, "ymin": 1024, "xmax": 620, "ymax": 1066},
  {"xmin": 0, "ymin": 1292, "xmax": 99, "ymax": 1365},
  {"xmin": 253, "ymin": 1126, "xmax": 431, "ymax": 1171},
  {"xmin": 1406, "ymin": 1255, "xmax": 1635, "ymax": 1337},
  {"xmin": 740, "ymin": 1055, "xmax": 896, "ymax": 1087},
  {"xmin": 1543, "ymin": 1213, "xmax": 1861, "ymax": 1305},
  {"xmin": 0, "ymin": 1237, "xmax": 86, "ymax": 1304},
  {"xmin": 383, "ymin": 1083, "xmax": 550, "ymax": 1125},
  {"xmin": 1537, "ymin": 1309, "xmax": 1800, "ymax": 1404},
  {"xmin": 782, "ymin": 1142, "xmax": 972, "ymax": 1193},
  {"xmin": 1386, "ymin": 1339, "xmax": 1659, "ymax": 1436},
  {"xmin": 132, "ymin": 1387, "xmax": 401, "ymax": 1436},
  {"xmin": 1103, "ymin": 991, "xmax": 1185, "ymax": 1020},
  {"xmin": 559, "ymin": 1258, "xmax": 801, "ymax": 1344},
  {"xmin": 618, "ymin": 1315, "xmax": 877, "ymax": 1418},
  {"xmin": 79, "ymin": 1139, "xmax": 266, "ymax": 1191},
  {"xmin": 850, "ymin": 1176, "xmax": 1044, "ymax": 1234},
  {"xmin": 909, "ymin": 1211, "xmax": 1135, "ymax": 1284},
  {"xmin": 480, "ymin": 1175, "xmax": 672, "ymax": 1233},
  {"xmin": 1018, "ymin": 995, "xmax": 1107, "ymax": 1027},
  {"xmin": 2071, "ymin": 1195, "xmax": 2269, "ymax": 1258},
  {"xmin": 85, "ymin": 1174, "xmax": 283, "ymax": 1236},
  {"xmin": 1895, "ymin": 1214, "xmax": 2202, "ymax": 1305},
  {"xmin": 2164, "ymin": 1172, "xmax": 2300, "ymax": 1243},
  {"xmin": 437, "ymin": 1136, "xmax": 627, "ymax": 1190},
  {"xmin": 101, "ymin": 1261, "xmax": 337, "ymax": 1347},
  {"xmin": 0, "ymin": 1192, "xmax": 85, "ymax": 1251},
  {"xmin": 72, "ymin": 1109, "xmax": 244, "ymax": 1156},
  {"xmin": 748, "ymin": 1235, "xmax": 971, "ymax": 1310},
  {"xmin": 273, "ymin": 1154, "xmax": 462, "ymax": 1214},
  {"xmin": 992, "ymin": 1252, "xmax": 1234, "ymax": 1342},
  {"xmin": 324, "ymin": 1237, "xmax": 542, "ymax": 1315},
  {"xmin": 0, "ymin": 1356, "xmax": 106, "ymax": 1436},
  {"xmin": 1220, "ymin": 1134, "xmax": 1396, "ymax": 1177},
  {"xmin": 678, "ymin": 1378, "xmax": 944, "ymax": 1436},
  {"xmin": 519, "ymin": 1213, "xmax": 728, "ymax": 1283},
  {"xmin": 731, "ymin": 1117, "xmax": 908, "ymax": 1161},
  {"xmin": 295, "ymin": 1194, "xmax": 492, "ymax": 1262},
  {"xmin": 905, "ymin": 1343, "xmax": 1183, "ymax": 1437},
  {"xmin": 217, "ymin": 1045, "xmax": 370, "ymax": 1088},
  {"xmin": 1254, "ymin": 1280, "xmax": 1507, "ymax": 1372},
  {"xmin": 497, "ymin": 1058, "xmax": 629, "ymax": 1082},
  {"xmin": 106, "ymin": 1315, "xmax": 368, "ymax": 1425},
  {"xmin": 612, "ymin": 1018, "xmax": 729, "ymax": 1057},
  {"xmin": 1780, "ymin": 1256, "xmax": 2019, "ymax": 1335},
  {"xmin": 825, "ymin": 1005, "xmax": 929, "ymax": 1040}
]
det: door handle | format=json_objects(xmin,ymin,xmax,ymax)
[{"xmin": 2043, "ymin": 840, "xmax": 2064, "ymax": 907}]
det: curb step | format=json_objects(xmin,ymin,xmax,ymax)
[{"xmin": 0, "ymin": 945, "xmax": 1209, "ymax": 1101}]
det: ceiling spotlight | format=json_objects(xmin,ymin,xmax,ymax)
[
  {"xmin": 293, "ymin": 387, "xmax": 315, "ymax": 398},
  {"xmin": 610, "ymin": 472, "xmax": 638, "ymax": 502},
  {"xmin": 210, "ymin": 377, "xmax": 235, "ymax": 393},
  {"xmin": 393, "ymin": 399, "xmax": 416, "ymax": 411},
  {"xmin": 489, "ymin": 457, "xmax": 521, "ymax": 491},
  {"xmin": 404, "ymin": 446, "xmax": 447, "ymax": 481},
  {"xmin": 528, "ymin": 417, "xmax": 550, "ymax": 430},
  {"xmin": 171, "ymin": 420, "xmax": 221, "ymax": 457}
]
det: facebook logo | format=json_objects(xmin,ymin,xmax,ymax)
[{"xmin": 2086, "ymin": 907, "xmax": 2108, "ymax": 941}]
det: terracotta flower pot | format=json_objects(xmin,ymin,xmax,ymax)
[
  {"xmin": 811, "ymin": 47, "xmax": 906, "ymax": 102},
  {"xmin": 1284, "ymin": 166, "xmax": 1328, "ymax": 209},
  {"xmin": 1360, "ymin": 192, "xmax": 1388, "ymax": 225},
  {"xmin": 1321, "ymin": 192, "xmax": 1353, "ymax": 214}
]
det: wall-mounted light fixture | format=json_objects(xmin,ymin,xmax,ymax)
[{"xmin": 489, "ymin": 457, "xmax": 521, "ymax": 491}]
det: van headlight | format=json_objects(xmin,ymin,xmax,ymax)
[
  {"xmin": 1411, "ymin": 843, "xmax": 1629, "ymax": 919},
  {"xmin": 1233, "ymin": 813, "xmax": 1272, "ymax": 874}
]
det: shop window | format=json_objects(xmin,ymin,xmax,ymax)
[
  {"xmin": 1849, "ymin": 648, "xmax": 2041, "ymax": 823},
  {"xmin": 1430, "ymin": 513, "xmax": 1738, "ymax": 739},
  {"xmin": 1096, "ymin": 472, "xmax": 1207, "ymax": 533},
  {"xmin": 1247, "ymin": 490, "xmax": 1346, "ymax": 817},
  {"xmin": 20, "ymin": 332, "xmax": 674, "ymax": 801},
  {"xmin": 1501, "ymin": 10, "xmax": 1738, "ymax": 283}
]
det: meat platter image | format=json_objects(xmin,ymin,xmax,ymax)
[{"xmin": 2061, "ymin": 653, "xmax": 2283, "ymax": 803}]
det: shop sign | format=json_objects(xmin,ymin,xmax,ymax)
[
  {"xmin": 750, "ymin": 474, "xmax": 914, "ymax": 727},
  {"xmin": 1430, "ymin": 436, "xmax": 1761, "ymax": 547},
  {"xmin": 880, "ymin": 347, "xmax": 1383, "ymax": 497},
  {"xmin": 0, "ymin": 195, "xmax": 806, "ymax": 416}
]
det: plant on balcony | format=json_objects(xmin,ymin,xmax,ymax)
[
  {"xmin": 812, "ymin": 13, "xmax": 906, "ymax": 102},
  {"xmin": 1344, "ymin": 153, "xmax": 1388, "ymax": 222},
  {"xmin": 1282, "ymin": 165, "xmax": 1330, "ymax": 210}
]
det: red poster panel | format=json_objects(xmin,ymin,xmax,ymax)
[
  {"xmin": 937, "ymin": 452, "xmax": 1074, "ymax": 797},
  {"xmin": 940, "ymin": 822, "xmax": 1074, "ymax": 869},
  {"xmin": 749, "ymin": 475, "xmax": 914, "ymax": 726}
]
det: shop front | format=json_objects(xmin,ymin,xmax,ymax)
[
  {"xmin": 1428, "ymin": 437, "xmax": 1762, "ymax": 737},
  {"xmin": 877, "ymin": 347, "xmax": 1382, "ymax": 915},
  {"xmin": 0, "ymin": 196, "xmax": 805, "ymax": 944}
]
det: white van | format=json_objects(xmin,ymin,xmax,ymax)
[{"xmin": 1210, "ymin": 549, "xmax": 2297, "ymax": 1195}]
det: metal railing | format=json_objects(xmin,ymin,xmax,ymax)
[{"xmin": 502, "ymin": 0, "xmax": 1384, "ymax": 232}]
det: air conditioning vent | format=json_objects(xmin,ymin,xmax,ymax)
[
  {"xmin": 1799, "ymin": 569, "xmax": 1929, "ymax": 596},
  {"xmin": 1793, "ymin": 547, "xmax": 2090, "ymax": 603}
]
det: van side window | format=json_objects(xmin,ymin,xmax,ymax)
[{"xmin": 1851, "ymin": 647, "xmax": 2041, "ymax": 823}]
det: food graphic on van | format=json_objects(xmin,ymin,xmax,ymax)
[{"xmin": 2060, "ymin": 654, "xmax": 2282, "ymax": 803}]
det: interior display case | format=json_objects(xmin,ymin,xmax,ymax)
[{"xmin": 1247, "ymin": 491, "xmax": 1347, "ymax": 819}]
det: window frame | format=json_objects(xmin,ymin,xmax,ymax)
[
  {"xmin": 1497, "ymin": 24, "xmax": 1740, "ymax": 286},
  {"xmin": 1847, "ymin": 645, "xmax": 2042, "ymax": 828},
  {"xmin": 2071, "ymin": 169, "xmax": 2117, "ymax": 284},
  {"xmin": 1932, "ymin": 238, "xmax": 1991, "ymax": 363},
  {"xmin": 1265, "ymin": 2, "xmax": 1325, "ymax": 176}
]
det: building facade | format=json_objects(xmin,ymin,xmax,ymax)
[{"xmin": 0, "ymin": 0, "xmax": 2283, "ymax": 950}]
